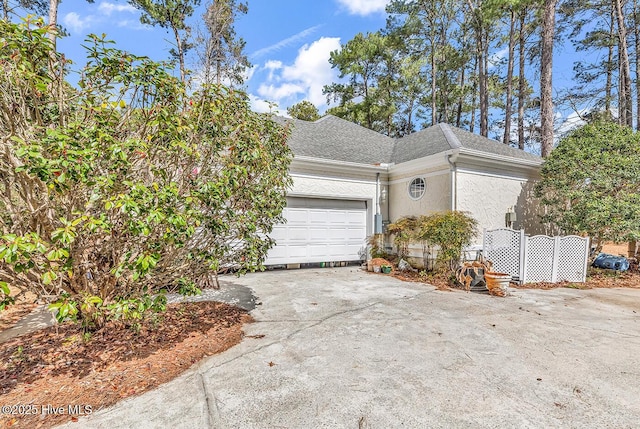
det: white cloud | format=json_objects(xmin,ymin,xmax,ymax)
[
  {"xmin": 258, "ymin": 82, "xmax": 306, "ymax": 100},
  {"xmin": 243, "ymin": 66, "xmax": 257, "ymax": 82},
  {"xmin": 251, "ymin": 25, "xmax": 323, "ymax": 59},
  {"xmin": 264, "ymin": 60, "xmax": 283, "ymax": 81},
  {"xmin": 115, "ymin": 19, "xmax": 151, "ymax": 30},
  {"xmin": 249, "ymin": 94, "xmax": 283, "ymax": 115},
  {"xmin": 557, "ymin": 110, "xmax": 587, "ymax": 137},
  {"xmin": 335, "ymin": 0, "xmax": 390, "ymax": 16},
  {"xmin": 247, "ymin": 37, "xmax": 340, "ymax": 114},
  {"xmin": 63, "ymin": 3, "xmax": 145, "ymax": 35},
  {"xmin": 98, "ymin": 1, "xmax": 137, "ymax": 16},
  {"xmin": 264, "ymin": 60, "xmax": 283, "ymax": 70},
  {"xmin": 62, "ymin": 12, "xmax": 95, "ymax": 33},
  {"xmin": 282, "ymin": 37, "xmax": 341, "ymax": 106}
]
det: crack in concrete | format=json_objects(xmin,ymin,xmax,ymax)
[
  {"xmin": 199, "ymin": 371, "xmax": 222, "ymax": 429},
  {"xmin": 200, "ymin": 289, "xmax": 436, "ymax": 377},
  {"xmin": 204, "ymin": 300, "xmax": 386, "ymax": 371}
]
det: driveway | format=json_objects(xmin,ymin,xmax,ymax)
[{"xmin": 61, "ymin": 267, "xmax": 640, "ymax": 428}]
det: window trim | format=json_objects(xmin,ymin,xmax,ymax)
[{"xmin": 408, "ymin": 177, "xmax": 426, "ymax": 200}]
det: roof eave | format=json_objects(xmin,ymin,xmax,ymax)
[
  {"xmin": 292, "ymin": 155, "xmax": 390, "ymax": 173},
  {"xmin": 457, "ymin": 147, "xmax": 543, "ymax": 169}
]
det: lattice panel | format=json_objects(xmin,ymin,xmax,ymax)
[
  {"xmin": 483, "ymin": 228, "xmax": 523, "ymax": 280},
  {"xmin": 484, "ymin": 229, "xmax": 589, "ymax": 284},
  {"xmin": 556, "ymin": 236, "xmax": 589, "ymax": 282},
  {"xmin": 524, "ymin": 236, "xmax": 555, "ymax": 283}
]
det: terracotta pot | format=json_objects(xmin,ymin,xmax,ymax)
[{"xmin": 484, "ymin": 272, "xmax": 511, "ymax": 293}]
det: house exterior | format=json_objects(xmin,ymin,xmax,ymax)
[{"xmin": 264, "ymin": 115, "xmax": 544, "ymax": 266}]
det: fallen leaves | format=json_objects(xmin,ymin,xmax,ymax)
[{"xmin": 0, "ymin": 301, "xmax": 252, "ymax": 428}]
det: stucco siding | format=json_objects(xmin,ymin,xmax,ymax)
[
  {"xmin": 388, "ymin": 169, "xmax": 451, "ymax": 221},
  {"xmin": 456, "ymin": 170, "xmax": 544, "ymax": 243}
]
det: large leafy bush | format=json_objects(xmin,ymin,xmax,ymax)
[
  {"xmin": 534, "ymin": 121, "xmax": 640, "ymax": 254},
  {"xmin": 0, "ymin": 19, "xmax": 292, "ymax": 328}
]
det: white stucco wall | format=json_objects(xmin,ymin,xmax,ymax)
[
  {"xmin": 456, "ymin": 169, "xmax": 544, "ymax": 244},
  {"xmin": 388, "ymin": 169, "xmax": 451, "ymax": 221}
]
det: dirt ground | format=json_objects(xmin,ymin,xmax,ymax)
[{"xmin": 0, "ymin": 301, "xmax": 251, "ymax": 429}]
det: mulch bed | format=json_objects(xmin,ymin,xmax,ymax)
[
  {"xmin": 0, "ymin": 301, "xmax": 251, "ymax": 428},
  {"xmin": 385, "ymin": 263, "xmax": 640, "ymax": 291}
]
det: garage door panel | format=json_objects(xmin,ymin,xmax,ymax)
[
  {"xmin": 287, "ymin": 226, "xmax": 310, "ymax": 241},
  {"xmin": 328, "ymin": 211, "xmax": 348, "ymax": 223},
  {"xmin": 265, "ymin": 197, "xmax": 368, "ymax": 265},
  {"xmin": 347, "ymin": 211, "xmax": 366, "ymax": 224},
  {"xmin": 287, "ymin": 245, "xmax": 310, "ymax": 258},
  {"xmin": 266, "ymin": 245, "xmax": 287, "ymax": 259},
  {"xmin": 309, "ymin": 228, "xmax": 329, "ymax": 240},
  {"xmin": 309, "ymin": 210, "xmax": 329, "ymax": 223},
  {"xmin": 285, "ymin": 209, "xmax": 309, "ymax": 224},
  {"xmin": 346, "ymin": 228, "xmax": 365, "ymax": 239},
  {"xmin": 309, "ymin": 245, "xmax": 330, "ymax": 257},
  {"xmin": 269, "ymin": 225, "xmax": 292, "ymax": 241}
]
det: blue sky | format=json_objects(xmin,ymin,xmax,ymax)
[{"xmin": 55, "ymin": 0, "xmax": 390, "ymax": 115}]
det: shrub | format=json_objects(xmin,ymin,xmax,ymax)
[
  {"xmin": 386, "ymin": 216, "xmax": 418, "ymax": 259},
  {"xmin": 0, "ymin": 19, "xmax": 292, "ymax": 329},
  {"xmin": 416, "ymin": 211, "xmax": 478, "ymax": 273},
  {"xmin": 534, "ymin": 121, "xmax": 640, "ymax": 255}
]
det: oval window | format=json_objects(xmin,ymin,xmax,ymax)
[{"xmin": 408, "ymin": 177, "xmax": 426, "ymax": 200}]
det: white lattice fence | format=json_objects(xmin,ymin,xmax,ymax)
[
  {"xmin": 522, "ymin": 235, "xmax": 589, "ymax": 283},
  {"xmin": 556, "ymin": 236, "xmax": 590, "ymax": 282},
  {"xmin": 523, "ymin": 236, "xmax": 555, "ymax": 282},
  {"xmin": 482, "ymin": 228, "xmax": 525, "ymax": 281},
  {"xmin": 484, "ymin": 229, "xmax": 589, "ymax": 284}
]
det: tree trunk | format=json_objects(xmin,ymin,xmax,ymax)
[
  {"xmin": 173, "ymin": 26, "xmax": 186, "ymax": 84},
  {"xmin": 456, "ymin": 67, "xmax": 465, "ymax": 128},
  {"xmin": 503, "ymin": 9, "xmax": 516, "ymax": 145},
  {"xmin": 48, "ymin": 0, "xmax": 58, "ymax": 48},
  {"xmin": 518, "ymin": 10, "xmax": 526, "ymax": 150},
  {"xmin": 613, "ymin": 0, "xmax": 633, "ymax": 127},
  {"xmin": 540, "ymin": 0, "xmax": 557, "ymax": 157},
  {"xmin": 470, "ymin": 55, "xmax": 478, "ymax": 133},
  {"xmin": 606, "ymin": 9, "xmax": 614, "ymax": 114},
  {"xmin": 479, "ymin": 29, "xmax": 489, "ymax": 137},
  {"xmin": 431, "ymin": 40, "xmax": 437, "ymax": 126}
]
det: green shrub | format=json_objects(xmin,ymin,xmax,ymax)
[
  {"xmin": 0, "ymin": 19, "xmax": 292, "ymax": 329},
  {"xmin": 416, "ymin": 211, "xmax": 478, "ymax": 273}
]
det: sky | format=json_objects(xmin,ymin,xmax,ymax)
[
  {"xmin": 49, "ymin": 0, "xmax": 587, "ymax": 133},
  {"xmin": 54, "ymin": 0, "xmax": 390, "ymax": 116}
]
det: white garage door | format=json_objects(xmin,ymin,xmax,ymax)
[{"xmin": 265, "ymin": 197, "xmax": 368, "ymax": 265}]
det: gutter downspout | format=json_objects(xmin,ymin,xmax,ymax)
[
  {"xmin": 375, "ymin": 173, "xmax": 383, "ymax": 234},
  {"xmin": 376, "ymin": 172, "xmax": 381, "ymax": 215},
  {"xmin": 447, "ymin": 153, "xmax": 457, "ymax": 211}
]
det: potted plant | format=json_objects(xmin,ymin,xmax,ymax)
[{"xmin": 381, "ymin": 264, "xmax": 392, "ymax": 274}]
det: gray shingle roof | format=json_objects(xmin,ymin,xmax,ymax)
[
  {"xmin": 448, "ymin": 125, "xmax": 542, "ymax": 163},
  {"xmin": 278, "ymin": 115, "xmax": 394, "ymax": 165},
  {"xmin": 281, "ymin": 115, "xmax": 541, "ymax": 165}
]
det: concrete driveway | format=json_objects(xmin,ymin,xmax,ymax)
[{"xmin": 61, "ymin": 267, "xmax": 640, "ymax": 428}]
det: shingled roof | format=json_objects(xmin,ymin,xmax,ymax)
[
  {"xmin": 278, "ymin": 115, "xmax": 394, "ymax": 165},
  {"xmin": 281, "ymin": 115, "xmax": 541, "ymax": 166}
]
